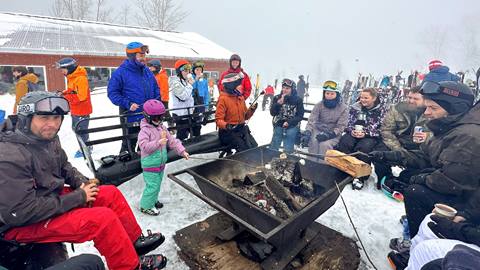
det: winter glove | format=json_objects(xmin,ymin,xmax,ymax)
[
  {"xmin": 427, "ymin": 215, "xmax": 468, "ymax": 241},
  {"xmin": 249, "ymin": 102, "xmax": 258, "ymax": 111},
  {"xmin": 300, "ymin": 130, "xmax": 312, "ymax": 148},
  {"xmin": 409, "ymin": 173, "xmax": 429, "ymax": 185},
  {"xmin": 368, "ymin": 151, "xmax": 402, "ymax": 163},
  {"xmin": 316, "ymin": 130, "xmax": 336, "ymax": 142}
]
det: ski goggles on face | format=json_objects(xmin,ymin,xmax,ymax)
[
  {"xmin": 323, "ymin": 80, "xmax": 338, "ymax": 90},
  {"xmin": 126, "ymin": 45, "xmax": 149, "ymax": 54},
  {"xmin": 179, "ymin": 64, "xmax": 192, "ymax": 72},
  {"xmin": 17, "ymin": 96, "xmax": 70, "ymax": 116},
  {"xmin": 282, "ymin": 79, "xmax": 294, "ymax": 88},
  {"xmin": 150, "ymin": 115, "xmax": 164, "ymax": 122}
]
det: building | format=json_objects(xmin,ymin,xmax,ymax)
[{"xmin": 0, "ymin": 12, "xmax": 232, "ymax": 93}]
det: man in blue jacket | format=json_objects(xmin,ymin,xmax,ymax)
[{"xmin": 108, "ymin": 42, "xmax": 160, "ymax": 153}]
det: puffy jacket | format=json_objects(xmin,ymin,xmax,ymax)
[
  {"xmin": 270, "ymin": 91, "xmax": 305, "ymax": 128},
  {"xmin": 306, "ymin": 101, "xmax": 348, "ymax": 137},
  {"xmin": 264, "ymin": 85, "xmax": 274, "ymax": 95},
  {"xmin": 169, "ymin": 76, "xmax": 194, "ymax": 116},
  {"xmin": 381, "ymin": 102, "xmax": 429, "ymax": 151},
  {"xmin": 218, "ymin": 67, "xmax": 252, "ymax": 99},
  {"xmin": 138, "ymin": 119, "xmax": 185, "ymax": 164},
  {"xmin": 13, "ymin": 73, "xmax": 39, "ymax": 114},
  {"xmin": 400, "ymin": 102, "xmax": 480, "ymax": 222},
  {"xmin": 156, "ymin": 69, "xmax": 169, "ymax": 103},
  {"xmin": 107, "ymin": 59, "xmax": 160, "ymax": 122},
  {"xmin": 0, "ymin": 132, "xmax": 88, "ymax": 227},
  {"xmin": 423, "ymin": 66, "xmax": 461, "ymax": 83},
  {"xmin": 63, "ymin": 66, "xmax": 92, "ymax": 116},
  {"xmin": 215, "ymin": 92, "xmax": 255, "ymax": 129},
  {"xmin": 345, "ymin": 97, "xmax": 388, "ymax": 137},
  {"xmin": 192, "ymin": 75, "xmax": 210, "ymax": 106}
]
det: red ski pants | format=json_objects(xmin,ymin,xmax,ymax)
[{"xmin": 5, "ymin": 185, "xmax": 142, "ymax": 270}]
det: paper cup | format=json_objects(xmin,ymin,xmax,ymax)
[{"xmin": 433, "ymin": 203, "xmax": 457, "ymax": 219}]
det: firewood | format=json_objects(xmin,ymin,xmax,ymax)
[{"xmin": 324, "ymin": 150, "xmax": 371, "ymax": 178}]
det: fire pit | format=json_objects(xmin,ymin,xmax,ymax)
[{"xmin": 168, "ymin": 146, "xmax": 351, "ymax": 270}]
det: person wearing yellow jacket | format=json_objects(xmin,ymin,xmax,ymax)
[
  {"xmin": 55, "ymin": 57, "xmax": 93, "ymax": 158},
  {"xmin": 12, "ymin": 66, "xmax": 39, "ymax": 114}
]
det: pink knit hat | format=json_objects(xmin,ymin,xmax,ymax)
[{"xmin": 428, "ymin": 59, "xmax": 443, "ymax": 71}]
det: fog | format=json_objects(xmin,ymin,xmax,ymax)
[{"xmin": 2, "ymin": 0, "xmax": 480, "ymax": 85}]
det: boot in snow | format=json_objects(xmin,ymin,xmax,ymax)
[
  {"xmin": 138, "ymin": 254, "xmax": 167, "ymax": 270},
  {"xmin": 154, "ymin": 201, "xmax": 164, "ymax": 209},
  {"xmin": 141, "ymin": 207, "xmax": 160, "ymax": 216},
  {"xmin": 387, "ymin": 250, "xmax": 409, "ymax": 270},
  {"xmin": 351, "ymin": 178, "xmax": 364, "ymax": 190},
  {"xmin": 135, "ymin": 230, "xmax": 165, "ymax": 256}
]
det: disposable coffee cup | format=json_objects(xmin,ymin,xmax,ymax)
[
  {"xmin": 354, "ymin": 125, "xmax": 364, "ymax": 132},
  {"xmin": 433, "ymin": 203, "xmax": 457, "ymax": 219}
]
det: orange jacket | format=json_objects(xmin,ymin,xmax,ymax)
[
  {"xmin": 63, "ymin": 66, "xmax": 92, "ymax": 116},
  {"xmin": 13, "ymin": 73, "xmax": 39, "ymax": 114},
  {"xmin": 215, "ymin": 92, "xmax": 255, "ymax": 129},
  {"xmin": 156, "ymin": 69, "xmax": 169, "ymax": 102}
]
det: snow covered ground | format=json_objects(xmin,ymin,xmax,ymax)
[{"xmin": 0, "ymin": 88, "xmax": 405, "ymax": 270}]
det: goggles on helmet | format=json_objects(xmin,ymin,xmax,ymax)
[
  {"xmin": 323, "ymin": 80, "xmax": 338, "ymax": 90},
  {"xmin": 126, "ymin": 45, "xmax": 150, "ymax": 54},
  {"xmin": 420, "ymin": 81, "xmax": 469, "ymax": 99},
  {"xmin": 179, "ymin": 64, "xmax": 192, "ymax": 72},
  {"xmin": 282, "ymin": 79, "xmax": 294, "ymax": 88},
  {"xmin": 17, "ymin": 96, "xmax": 70, "ymax": 116}
]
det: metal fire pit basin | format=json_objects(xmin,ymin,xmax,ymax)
[{"xmin": 168, "ymin": 146, "xmax": 351, "ymax": 269}]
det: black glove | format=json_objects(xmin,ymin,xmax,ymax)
[
  {"xmin": 427, "ymin": 215, "xmax": 468, "ymax": 241},
  {"xmin": 368, "ymin": 151, "xmax": 402, "ymax": 162},
  {"xmin": 300, "ymin": 130, "xmax": 312, "ymax": 148},
  {"xmin": 250, "ymin": 102, "xmax": 258, "ymax": 111},
  {"xmin": 316, "ymin": 130, "xmax": 336, "ymax": 142},
  {"xmin": 409, "ymin": 173, "xmax": 428, "ymax": 185}
]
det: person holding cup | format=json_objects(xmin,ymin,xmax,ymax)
[{"xmin": 336, "ymin": 88, "xmax": 388, "ymax": 190}]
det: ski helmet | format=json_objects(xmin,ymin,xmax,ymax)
[
  {"xmin": 229, "ymin": 54, "xmax": 241, "ymax": 69},
  {"xmin": 55, "ymin": 57, "xmax": 78, "ymax": 75},
  {"xmin": 16, "ymin": 91, "xmax": 70, "ymax": 137},
  {"xmin": 281, "ymin": 78, "xmax": 296, "ymax": 92},
  {"xmin": 420, "ymin": 81, "xmax": 474, "ymax": 115},
  {"xmin": 147, "ymin": 59, "xmax": 162, "ymax": 74},
  {"xmin": 143, "ymin": 99, "xmax": 166, "ymax": 126},
  {"xmin": 174, "ymin": 59, "xmax": 191, "ymax": 76},
  {"xmin": 126, "ymin": 42, "xmax": 149, "ymax": 59},
  {"xmin": 192, "ymin": 61, "xmax": 205, "ymax": 73},
  {"xmin": 222, "ymin": 72, "xmax": 244, "ymax": 95},
  {"xmin": 322, "ymin": 80, "xmax": 341, "ymax": 93}
]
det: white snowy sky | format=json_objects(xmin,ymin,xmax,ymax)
[{"xmin": 1, "ymin": 0, "xmax": 480, "ymax": 85}]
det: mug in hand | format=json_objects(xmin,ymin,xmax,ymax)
[
  {"xmin": 433, "ymin": 203, "xmax": 457, "ymax": 219},
  {"xmin": 354, "ymin": 125, "xmax": 364, "ymax": 132}
]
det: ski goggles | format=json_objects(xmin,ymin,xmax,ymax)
[
  {"xmin": 323, "ymin": 80, "xmax": 338, "ymax": 90},
  {"xmin": 282, "ymin": 79, "xmax": 295, "ymax": 88},
  {"xmin": 126, "ymin": 45, "xmax": 149, "ymax": 54},
  {"xmin": 179, "ymin": 64, "xmax": 192, "ymax": 72},
  {"xmin": 193, "ymin": 61, "xmax": 205, "ymax": 69},
  {"xmin": 420, "ymin": 81, "xmax": 469, "ymax": 99},
  {"xmin": 17, "ymin": 96, "xmax": 70, "ymax": 116}
]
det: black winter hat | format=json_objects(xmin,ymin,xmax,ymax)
[{"xmin": 421, "ymin": 81, "xmax": 474, "ymax": 115}]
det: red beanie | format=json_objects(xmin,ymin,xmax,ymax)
[{"xmin": 428, "ymin": 60, "xmax": 443, "ymax": 71}]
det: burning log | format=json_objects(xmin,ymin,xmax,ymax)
[{"xmin": 265, "ymin": 174, "xmax": 302, "ymax": 212}]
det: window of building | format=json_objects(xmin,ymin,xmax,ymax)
[
  {"xmin": 85, "ymin": 67, "xmax": 112, "ymax": 91},
  {"xmin": 0, "ymin": 65, "xmax": 47, "ymax": 94}
]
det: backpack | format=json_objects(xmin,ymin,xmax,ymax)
[{"xmin": 27, "ymin": 81, "xmax": 40, "ymax": 92}]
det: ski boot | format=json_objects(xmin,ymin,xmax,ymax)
[
  {"xmin": 141, "ymin": 208, "xmax": 160, "ymax": 216},
  {"xmin": 154, "ymin": 201, "xmax": 164, "ymax": 209},
  {"xmin": 351, "ymin": 178, "xmax": 364, "ymax": 190},
  {"xmin": 389, "ymin": 238, "xmax": 411, "ymax": 253},
  {"xmin": 387, "ymin": 250, "xmax": 409, "ymax": 270},
  {"xmin": 134, "ymin": 230, "xmax": 165, "ymax": 256},
  {"xmin": 138, "ymin": 254, "xmax": 167, "ymax": 270}
]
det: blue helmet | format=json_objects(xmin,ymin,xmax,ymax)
[{"xmin": 55, "ymin": 57, "xmax": 78, "ymax": 75}]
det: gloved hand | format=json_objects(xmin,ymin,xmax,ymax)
[
  {"xmin": 300, "ymin": 130, "xmax": 312, "ymax": 148},
  {"xmin": 250, "ymin": 103, "xmax": 258, "ymax": 111},
  {"xmin": 409, "ymin": 173, "xmax": 428, "ymax": 185},
  {"xmin": 368, "ymin": 151, "xmax": 402, "ymax": 163},
  {"xmin": 316, "ymin": 130, "xmax": 336, "ymax": 142},
  {"xmin": 427, "ymin": 215, "xmax": 468, "ymax": 241}
]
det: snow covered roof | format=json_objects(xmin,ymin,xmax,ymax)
[{"xmin": 0, "ymin": 13, "xmax": 232, "ymax": 60}]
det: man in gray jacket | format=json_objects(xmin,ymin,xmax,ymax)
[
  {"xmin": 303, "ymin": 80, "xmax": 348, "ymax": 160},
  {"xmin": 0, "ymin": 92, "xmax": 167, "ymax": 270}
]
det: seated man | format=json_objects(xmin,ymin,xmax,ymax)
[
  {"xmin": 370, "ymin": 81, "xmax": 480, "ymax": 239},
  {"xmin": 269, "ymin": 78, "xmax": 305, "ymax": 153},
  {"xmin": 375, "ymin": 86, "xmax": 429, "ymax": 190},
  {"xmin": 0, "ymin": 92, "xmax": 167, "ymax": 270}
]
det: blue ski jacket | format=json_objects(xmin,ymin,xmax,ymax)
[
  {"xmin": 192, "ymin": 75, "xmax": 210, "ymax": 106},
  {"xmin": 108, "ymin": 59, "xmax": 160, "ymax": 122}
]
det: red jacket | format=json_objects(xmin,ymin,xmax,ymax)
[
  {"xmin": 265, "ymin": 85, "xmax": 274, "ymax": 95},
  {"xmin": 218, "ymin": 67, "xmax": 252, "ymax": 99}
]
